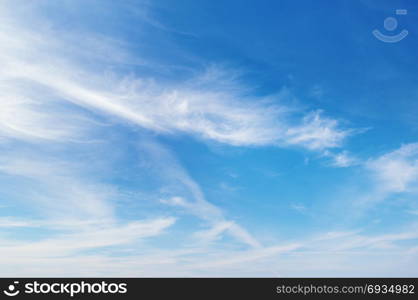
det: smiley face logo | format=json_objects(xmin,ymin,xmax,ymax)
[
  {"xmin": 3, "ymin": 282, "xmax": 20, "ymax": 297},
  {"xmin": 373, "ymin": 9, "xmax": 408, "ymax": 43}
]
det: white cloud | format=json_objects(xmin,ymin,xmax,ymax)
[
  {"xmin": 0, "ymin": 154, "xmax": 115, "ymax": 222},
  {"xmin": 285, "ymin": 110, "xmax": 350, "ymax": 150},
  {"xmin": 331, "ymin": 151, "xmax": 356, "ymax": 167},
  {"xmin": 190, "ymin": 244, "xmax": 301, "ymax": 269},
  {"xmin": 160, "ymin": 196, "xmax": 189, "ymax": 207},
  {"xmin": 0, "ymin": 217, "xmax": 37, "ymax": 228},
  {"xmin": 2, "ymin": 224, "xmax": 418, "ymax": 276},
  {"xmin": 139, "ymin": 140, "xmax": 261, "ymax": 248},
  {"xmin": 0, "ymin": 4, "xmax": 351, "ymax": 152},
  {"xmin": 366, "ymin": 143, "xmax": 418, "ymax": 193},
  {"xmin": 328, "ymin": 143, "xmax": 418, "ymax": 215},
  {"xmin": 0, "ymin": 218, "xmax": 175, "ymax": 261},
  {"xmin": 322, "ymin": 150, "xmax": 358, "ymax": 167},
  {"xmin": 0, "ymin": 151, "xmax": 176, "ymax": 265},
  {"xmin": 0, "ymin": 82, "xmax": 94, "ymax": 142}
]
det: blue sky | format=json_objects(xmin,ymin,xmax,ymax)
[{"xmin": 0, "ymin": 0, "xmax": 418, "ymax": 276}]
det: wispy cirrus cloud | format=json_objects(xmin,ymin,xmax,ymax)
[
  {"xmin": 0, "ymin": 218, "xmax": 175, "ymax": 258},
  {"xmin": 2, "ymin": 221, "xmax": 418, "ymax": 277},
  {"xmin": 366, "ymin": 143, "xmax": 418, "ymax": 194},
  {"xmin": 0, "ymin": 2, "xmax": 352, "ymax": 152},
  {"xmin": 0, "ymin": 154, "xmax": 115, "ymax": 222},
  {"xmin": 330, "ymin": 143, "xmax": 418, "ymax": 218},
  {"xmin": 0, "ymin": 150, "xmax": 176, "ymax": 268}
]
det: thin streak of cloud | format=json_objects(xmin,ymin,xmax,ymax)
[{"xmin": 139, "ymin": 140, "xmax": 261, "ymax": 248}]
